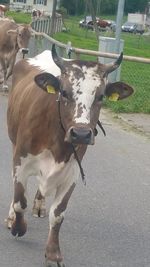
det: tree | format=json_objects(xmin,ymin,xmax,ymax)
[
  {"xmin": 60, "ymin": 0, "xmax": 85, "ymax": 15},
  {"xmin": 0, "ymin": 0, "xmax": 9, "ymax": 3},
  {"xmin": 125, "ymin": 0, "xmax": 149, "ymax": 13},
  {"xmin": 99, "ymin": 0, "xmax": 118, "ymax": 15},
  {"xmin": 86, "ymin": 0, "xmax": 99, "ymax": 40},
  {"xmin": 60, "ymin": 0, "xmax": 149, "ymax": 15}
]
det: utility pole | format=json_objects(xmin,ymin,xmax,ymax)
[
  {"xmin": 115, "ymin": 0, "xmax": 125, "ymax": 53},
  {"xmin": 50, "ymin": 0, "xmax": 57, "ymax": 36}
]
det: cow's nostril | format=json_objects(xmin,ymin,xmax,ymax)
[
  {"xmin": 86, "ymin": 131, "xmax": 92, "ymax": 138},
  {"xmin": 70, "ymin": 128, "xmax": 78, "ymax": 138}
]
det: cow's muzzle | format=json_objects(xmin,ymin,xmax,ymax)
[{"xmin": 65, "ymin": 127, "xmax": 94, "ymax": 145}]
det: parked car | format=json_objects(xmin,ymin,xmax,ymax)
[
  {"xmin": 122, "ymin": 22, "xmax": 137, "ymax": 32},
  {"xmin": 110, "ymin": 21, "xmax": 116, "ymax": 32},
  {"xmin": 121, "ymin": 21, "xmax": 145, "ymax": 34},
  {"xmin": 79, "ymin": 16, "xmax": 94, "ymax": 30},
  {"xmin": 135, "ymin": 24, "xmax": 145, "ymax": 34}
]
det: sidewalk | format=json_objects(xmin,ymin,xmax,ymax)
[
  {"xmin": 101, "ymin": 109, "xmax": 150, "ymax": 139},
  {"xmin": 118, "ymin": 113, "xmax": 150, "ymax": 136}
]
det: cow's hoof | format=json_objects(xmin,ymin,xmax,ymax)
[
  {"xmin": 32, "ymin": 207, "xmax": 46, "ymax": 218},
  {"xmin": 11, "ymin": 219, "xmax": 27, "ymax": 237},
  {"xmin": 5, "ymin": 217, "xmax": 14, "ymax": 229},
  {"xmin": 2, "ymin": 84, "xmax": 8, "ymax": 92},
  {"xmin": 45, "ymin": 259, "xmax": 65, "ymax": 267}
]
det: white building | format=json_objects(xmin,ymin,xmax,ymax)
[
  {"xmin": 128, "ymin": 13, "xmax": 146, "ymax": 26},
  {"xmin": 9, "ymin": 0, "xmax": 59, "ymax": 15}
]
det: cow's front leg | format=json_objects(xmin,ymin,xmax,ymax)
[
  {"xmin": 45, "ymin": 182, "xmax": 76, "ymax": 267},
  {"xmin": 0, "ymin": 58, "xmax": 8, "ymax": 91},
  {"xmin": 6, "ymin": 54, "xmax": 16, "ymax": 80},
  {"xmin": 32, "ymin": 189, "xmax": 46, "ymax": 218},
  {"xmin": 6, "ymin": 181, "xmax": 27, "ymax": 237},
  {"xmin": 10, "ymin": 180, "xmax": 27, "ymax": 237},
  {"xmin": 6, "ymin": 153, "xmax": 28, "ymax": 237}
]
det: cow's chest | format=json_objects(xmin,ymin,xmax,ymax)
[{"xmin": 16, "ymin": 149, "xmax": 79, "ymax": 197}]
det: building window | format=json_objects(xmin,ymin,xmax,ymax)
[
  {"xmin": 13, "ymin": 0, "xmax": 26, "ymax": 3},
  {"xmin": 33, "ymin": 0, "xmax": 46, "ymax": 4}
]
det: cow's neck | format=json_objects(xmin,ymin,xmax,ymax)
[{"xmin": 43, "ymin": 98, "xmax": 73, "ymax": 163}]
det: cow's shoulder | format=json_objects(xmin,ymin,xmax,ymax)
[
  {"xmin": 0, "ymin": 19, "xmax": 17, "ymax": 30},
  {"xmin": 12, "ymin": 59, "xmax": 36, "ymax": 87}
]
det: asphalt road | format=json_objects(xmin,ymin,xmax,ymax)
[{"xmin": 0, "ymin": 94, "xmax": 150, "ymax": 267}]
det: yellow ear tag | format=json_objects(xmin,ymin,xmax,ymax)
[
  {"xmin": 109, "ymin": 93, "xmax": 119, "ymax": 102},
  {"xmin": 47, "ymin": 85, "xmax": 56, "ymax": 94}
]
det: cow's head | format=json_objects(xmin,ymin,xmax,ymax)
[
  {"xmin": 35, "ymin": 45, "xmax": 133, "ymax": 145},
  {"xmin": 7, "ymin": 24, "xmax": 32, "ymax": 56}
]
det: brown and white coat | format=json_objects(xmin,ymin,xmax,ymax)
[{"xmin": 6, "ymin": 45, "xmax": 133, "ymax": 267}]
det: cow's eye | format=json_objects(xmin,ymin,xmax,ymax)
[
  {"xmin": 62, "ymin": 90, "xmax": 68, "ymax": 99},
  {"xmin": 97, "ymin": 94, "xmax": 104, "ymax": 101}
]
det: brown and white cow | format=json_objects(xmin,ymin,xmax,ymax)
[
  {"xmin": 6, "ymin": 45, "xmax": 133, "ymax": 267},
  {"xmin": 0, "ymin": 18, "xmax": 32, "ymax": 90}
]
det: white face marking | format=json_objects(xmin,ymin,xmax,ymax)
[
  {"xmin": 70, "ymin": 65, "xmax": 101, "ymax": 124},
  {"xmin": 72, "ymin": 64, "xmax": 81, "ymax": 70}
]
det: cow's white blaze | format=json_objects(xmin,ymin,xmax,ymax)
[{"xmin": 70, "ymin": 65, "xmax": 101, "ymax": 124}]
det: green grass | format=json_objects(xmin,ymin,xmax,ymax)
[
  {"xmin": 6, "ymin": 11, "xmax": 31, "ymax": 24},
  {"xmin": 6, "ymin": 12, "xmax": 150, "ymax": 113},
  {"xmin": 55, "ymin": 16, "xmax": 150, "ymax": 114}
]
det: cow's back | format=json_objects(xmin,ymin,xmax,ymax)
[{"xmin": 7, "ymin": 60, "xmax": 60, "ymax": 151}]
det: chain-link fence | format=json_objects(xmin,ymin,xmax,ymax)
[
  {"xmin": 105, "ymin": 59, "xmax": 150, "ymax": 113},
  {"xmin": 120, "ymin": 60, "xmax": 150, "ymax": 113},
  {"xmin": 28, "ymin": 32, "xmax": 150, "ymax": 113}
]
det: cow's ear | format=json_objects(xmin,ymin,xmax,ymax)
[
  {"xmin": 105, "ymin": 81, "xmax": 134, "ymax": 101},
  {"xmin": 34, "ymin": 73, "xmax": 60, "ymax": 94},
  {"xmin": 7, "ymin": 29, "xmax": 17, "ymax": 35}
]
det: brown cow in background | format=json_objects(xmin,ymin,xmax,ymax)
[{"xmin": 0, "ymin": 18, "xmax": 32, "ymax": 91}]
